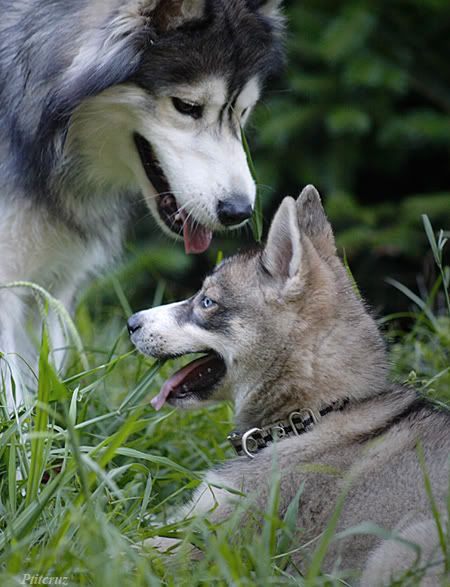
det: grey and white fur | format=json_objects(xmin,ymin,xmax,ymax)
[
  {"xmin": 129, "ymin": 186, "xmax": 450, "ymax": 585},
  {"xmin": 0, "ymin": 0, "xmax": 285, "ymax": 407}
]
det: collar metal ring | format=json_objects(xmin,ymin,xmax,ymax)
[{"xmin": 242, "ymin": 427, "xmax": 262, "ymax": 459}]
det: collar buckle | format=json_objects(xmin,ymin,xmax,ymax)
[{"xmin": 241, "ymin": 427, "xmax": 263, "ymax": 459}]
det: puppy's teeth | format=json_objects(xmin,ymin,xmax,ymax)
[{"xmin": 174, "ymin": 213, "xmax": 181, "ymax": 222}]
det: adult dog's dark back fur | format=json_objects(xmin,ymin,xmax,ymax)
[{"xmin": 0, "ymin": 0, "xmax": 285, "ymax": 405}]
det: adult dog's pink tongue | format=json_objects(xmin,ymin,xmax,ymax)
[
  {"xmin": 151, "ymin": 355, "xmax": 217, "ymax": 411},
  {"xmin": 183, "ymin": 216, "xmax": 212, "ymax": 254}
]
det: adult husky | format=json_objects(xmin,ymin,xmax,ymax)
[
  {"xmin": 128, "ymin": 186, "xmax": 450, "ymax": 584},
  {"xmin": 0, "ymin": 0, "xmax": 284, "ymax": 406}
]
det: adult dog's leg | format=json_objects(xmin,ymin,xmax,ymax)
[
  {"xmin": 46, "ymin": 282, "xmax": 79, "ymax": 374},
  {"xmin": 1, "ymin": 280, "xmax": 83, "ymax": 410},
  {"xmin": 0, "ymin": 292, "xmax": 33, "ymax": 409}
]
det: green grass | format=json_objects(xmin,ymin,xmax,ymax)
[{"xmin": 0, "ymin": 217, "xmax": 449, "ymax": 586}]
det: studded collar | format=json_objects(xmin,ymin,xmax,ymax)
[{"xmin": 227, "ymin": 399, "xmax": 349, "ymax": 458}]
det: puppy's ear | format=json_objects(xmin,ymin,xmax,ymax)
[
  {"xmin": 261, "ymin": 197, "xmax": 302, "ymax": 282},
  {"xmin": 296, "ymin": 185, "xmax": 336, "ymax": 259},
  {"xmin": 142, "ymin": 0, "xmax": 206, "ymax": 32}
]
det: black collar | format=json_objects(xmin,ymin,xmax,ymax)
[{"xmin": 228, "ymin": 399, "xmax": 349, "ymax": 458}]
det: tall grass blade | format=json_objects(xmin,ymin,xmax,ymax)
[
  {"xmin": 343, "ymin": 249, "xmax": 361, "ymax": 299},
  {"xmin": 241, "ymin": 127, "xmax": 263, "ymax": 242},
  {"xmin": 138, "ymin": 473, "xmax": 153, "ymax": 529},
  {"xmin": 118, "ymin": 359, "xmax": 166, "ymax": 412},
  {"xmin": 386, "ymin": 277, "xmax": 438, "ymax": 329},
  {"xmin": 7, "ymin": 438, "xmax": 16, "ymax": 516},
  {"xmin": 305, "ymin": 478, "xmax": 350, "ymax": 584},
  {"xmin": 261, "ymin": 462, "xmax": 281, "ymax": 555},
  {"xmin": 116, "ymin": 447, "xmax": 200, "ymax": 479},
  {"xmin": 422, "ymin": 214, "xmax": 450, "ymax": 315},
  {"xmin": 25, "ymin": 325, "xmax": 52, "ymax": 507},
  {"xmin": 152, "ymin": 279, "xmax": 166, "ymax": 308},
  {"xmin": 422, "ymin": 214, "xmax": 441, "ymax": 268},
  {"xmin": 63, "ymin": 402, "xmax": 91, "ymax": 502},
  {"xmin": 111, "ymin": 276, "xmax": 133, "ymax": 317},
  {"xmin": 417, "ymin": 442, "xmax": 448, "ymax": 572},
  {"xmin": 276, "ymin": 483, "xmax": 304, "ymax": 570}
]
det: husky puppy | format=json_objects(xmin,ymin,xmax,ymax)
[
  {"xmin": 128, "ymin": 186, "xmax": 450, "ymax": 585},
  {"xmin": 0, "ymin": 0, "xmax": 284, "ymax": 406}
]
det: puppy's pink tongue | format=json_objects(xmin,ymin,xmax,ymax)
[
  {"xmin": 151, "ymin": 355, "xmax": 217, "ymax": 410},
  {"xmin": 151, "ymin": 379, "xmax": 179, "ymax": 411},
  {"xmin": 183, "ymin": 215, "xmax": 212, "ymax": 254}
]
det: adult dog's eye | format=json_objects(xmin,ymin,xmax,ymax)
[
  {"xmin": 241, "ymin": 107, "xmax": 249, "ymax": 118},
  {"xmin": 172, "ymin": 97, "xmax": 203, "ymax": 119},
  {"xmin": 201, "ymin": 296, "xmax": 216, "ymax": 309}
]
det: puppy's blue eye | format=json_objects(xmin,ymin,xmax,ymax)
[{"xmin": 201, "ymin": 296, "xmax": 215, "ymax": 309}]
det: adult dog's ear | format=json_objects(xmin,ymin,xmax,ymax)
[
  {"xmin": 255, "ymin": 0, "xmax": 283, "ymax": 18},
  {"xmin": 142, "ymin": 0, "xmax": 206, "ymax": 32},
  {"xmin": 261, "ymin": 197, "xmax": 303, "ymax": 283},
  {"xmin": 296, "ymin": 185, "xmax": 336, "ymax": 260}
]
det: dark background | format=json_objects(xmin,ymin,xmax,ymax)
[{"xmin": 109, "ymin": 0, "xmax": 450, "ymax": 317}]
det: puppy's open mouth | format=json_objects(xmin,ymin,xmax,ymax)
[
  {"xmin": 133, "ymin": 133, "xmax": 212, "ymax": 254},
  {"xmin": 151, "ymin": 352, "xmax": 226, "ymax": 410}
]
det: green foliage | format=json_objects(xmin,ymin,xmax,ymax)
[
  {"xmin": 385, "ymin": 216, "xmax": 450, "ymax": 403},
  {"xmin": 255, "ymin": 0, "xmax": 450, "ymax": 192}
]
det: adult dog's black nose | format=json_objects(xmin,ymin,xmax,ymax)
[
  {"xmin": 127, "ymin": 314, "xmax": 142, "ymax": 335},
  {"xmin": 217, "ymin": 195, "xmax": 253, "ymax": 227}
]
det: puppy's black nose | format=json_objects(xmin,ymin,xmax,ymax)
[
  {"xmin": 127, "ymin": 314, "xmax": 142, "ymax": 335},
  {"xmin": 217, "ymin": 195, "xmax": 253, "ymax": 227}
]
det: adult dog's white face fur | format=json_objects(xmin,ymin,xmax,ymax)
[
  {"xmin": 68, "ymin": 77, "xmax": 259, "ymax": 254},
  {"xmin": 65, "ymin": 0, "xmax": 284, "ymax": 254}
]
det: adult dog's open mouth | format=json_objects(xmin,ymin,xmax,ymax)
[
  {"xmin": 134, "ymin": 133, "xmax": 212, "ymax": 254},
  {"xmin": 151, "ymin": 351, "xmax": 227, "ymax": 410}
]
